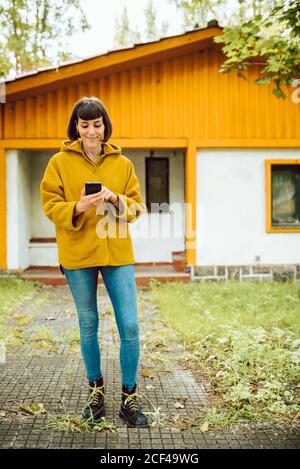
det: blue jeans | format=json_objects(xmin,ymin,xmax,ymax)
[{"xmin": 61, "ymin": 264, "xmax": 139, "ymax": 390}]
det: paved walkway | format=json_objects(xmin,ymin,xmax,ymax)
[{"xmin": 0, "ymin": 284, "xmax": 299, "ymax": 449}]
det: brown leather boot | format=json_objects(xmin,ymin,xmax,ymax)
[{"xmin": 82, "ymin": 376, "xmax": 105, "ymax": 422}]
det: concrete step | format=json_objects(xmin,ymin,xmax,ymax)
[
  {"xmin": 19, "ymin": 266, "xmax": 190, "ymax": 286},
  {"xmin": 171, "ymin": 251, "xmax": 186, "ymax": 272}
]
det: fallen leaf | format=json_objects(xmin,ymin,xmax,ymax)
[
  {"xmin": 19, "ymin": 402, "xmax": 47, "ymax": 416},
  {"xmin": 19, "ymin": 403, "xmax": 35, "ymax": 415},
  {"xmin": 141, "ymin": 367, "xmax": 154, "ymax": 379},
  {"xmin": 31, "ymin": 403, "xmax": 46, "ymax": 414},
  {"xmin": 200, "ymin": 421, "xmax": 209, "ymax": 432},
  {"xmin": 175, "ymin": 418, "xmax": 196, "ymax": 431},
  {"xmin": 145, "ymin": 384, "xmax": 155, "ymax": 390},
  {"xmin": 69, "ymin": 420, "xmax": 84, "ymax": 432}
]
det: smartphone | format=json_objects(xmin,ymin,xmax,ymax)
[{"xmin": 85, "ymin": 182, "xmax": 102, "ymax": 195}]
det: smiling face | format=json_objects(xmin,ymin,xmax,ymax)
[{"xmin": 76, "ymin": 116, "xmax": 105, "ymax": 151}]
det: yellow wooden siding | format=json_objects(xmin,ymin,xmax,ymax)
[
  {"xmin": 3, "ymin": 46, "xmax": 299, "ymax": 141},
  {"xmin": 46, "ymin": 91, "xmax": 57, "ymax": 137},
  {"xmin": 25, "ymin": 97, "xmax": 36, "ymax": 137}
]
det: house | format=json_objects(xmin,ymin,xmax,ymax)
[{"xmin": 0, "ymin": 25, "xmax": 299, "ymax": 283}]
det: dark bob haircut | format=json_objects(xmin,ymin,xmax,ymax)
[{"xmin": 67, "ymin": 96, "xmax": 112, "ymax": 142}]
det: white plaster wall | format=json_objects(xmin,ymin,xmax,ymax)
[
  {"xmin": 31, "ymin": 151, "xmax": 55, "ymax": 238},
  {"xmin": 6, "ymin": 150, "xmax": 31, "ymax": 269},
  {"xmin": 29, "ymin": 151, "xmax": 57, "ymax": 266},
  {"xmin": 124, "ymin": 149, "xmax": 185, "ymax": 262},
  {"xmin": 196, "ymin": 149, "xmax": 300, "ymax": 266}
]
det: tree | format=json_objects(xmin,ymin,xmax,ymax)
[
  {"xmin": 144, "ymin": 0, "xmax": 169, "ymax": 42},
  {"xmin": 170, "ymin": 0, "xmax": 284, "ymax": 28},
  {"xmin": 234, "ymin": 0, "xmax": 280, "ymax": 22},
  {"xmin": 114, "ymin": 2, "xmax": 169, "ymax": 48},
  {"xmin": 0, "ymin": 0, "xmax": 90, "ymax": 79},
  {"xmin": 170, "ymin": 0, "xmax": 226, "ymax": 29},
  {"xmin": 171, "ymin": 0, "xmax": 299, "ymax": 98},
  {"xmin": 214, "ymin": 0, "xmax": 300, "ymax": 98},
  {"xmin": 145, "ymin": 0, "xmax": 159, "ymax": 41},
  {"xmin": 113, "ymin": 6, "xmax": 142, "ymax": 48}
]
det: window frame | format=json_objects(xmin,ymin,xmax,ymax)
[
  {"xmin": 145, "ymin": 156, "xmax": 170, "ymax": 213},
  {"xmin": 266, "ymin": 159, "xmax": 300, "ymax": 233}
]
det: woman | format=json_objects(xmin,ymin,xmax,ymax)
[{"xmin": 40, "ymin": 96, "xmax": 148, "ymax": 428}]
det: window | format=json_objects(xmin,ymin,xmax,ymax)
[
  {"xmin": 266, "ymin": 160, "xmax": 300, "ymax": 232},
  {"xmin": 146, "ymin": 157, "xmax": 169, "ymax": 212}
]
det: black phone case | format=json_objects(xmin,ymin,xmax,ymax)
[{"xmin": 85, "ymin": 182, "xmax": 102, "ymax": 195}]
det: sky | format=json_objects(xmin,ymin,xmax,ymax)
[
  {"xmin": 67, "ymin": 0, "xmax": 185, "ymax": 59},
  {"xmin": 5, "ymin": 0, "xmax": 237, "ymax": 80}
]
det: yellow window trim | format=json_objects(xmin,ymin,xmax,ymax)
[{"xmin": 266, "ymin": 159, "xmax": 300, "ymax": 233}]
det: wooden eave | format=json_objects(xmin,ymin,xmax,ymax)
[{"xmin": 4, "ymin": 27, "xmax": 222, "ymax": 100}]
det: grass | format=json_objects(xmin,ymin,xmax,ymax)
[
  {"xmin": 0, "ymin": 277, "xmax": 40, "ymax": 312},
  {"xmin": 149, "ymin": 279, "xmax": 300, "ymax": 430},
  {"xmin": 0, "ymin": 278, "xmax": 82, "ymax": 355},
  {"xmin": 0, "ymin": 277, "xmax": 42, "ymax": 350},
  {"xmin": 18, "ymin": 400, "xmax": 117, "ymax": 434},
  {"xmin": 44, "ymin": 412, "xmax": 117, "ymax": 434}
]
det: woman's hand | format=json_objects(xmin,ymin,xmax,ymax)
[{"xmin": 75, "ymin": 186, "xmax": 118, "ymax": 215}]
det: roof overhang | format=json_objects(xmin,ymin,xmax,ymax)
[{"xmin": 4, "ymin": 26, "xmax": 222, "ymax": 100}]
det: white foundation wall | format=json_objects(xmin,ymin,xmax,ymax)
[
  {"xmin": 6, "ymin": 150, "xmax": 31, "ymax": 269},
  {"xmin": 196, "ymin": 149, "xmax": 300, "ymax": 266}
]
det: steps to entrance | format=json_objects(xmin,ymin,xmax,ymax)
[
  {"xmin": 172, "ymin": 251, "xmax": 186, "ymax": 272},
  {"xmin": 19, "ymin": 264, "xmax": 190, "ymax": 286}
]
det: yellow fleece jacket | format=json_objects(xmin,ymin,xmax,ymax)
[{"xmin": 40, "ymin": 139, "xmax": 145, "ymax": 270}]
